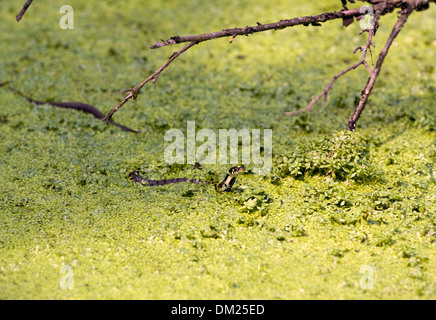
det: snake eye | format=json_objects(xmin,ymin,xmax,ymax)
[
  {"xmin": 231, "ymin": 166, "xmax": 244, "ymax": 175},
  {"xmin": 236, "ymin": 166, "xmax": 244, "ymax": 173}
]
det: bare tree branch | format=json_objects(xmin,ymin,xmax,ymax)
[
  {"xmin": 150, "ymin": 8, "xmax": 364, "ymax": 49},
  {"xmin": 104, "ymin": 7, "xmax": 384, "ymax": 121},
  {"xmin": 101, "ymin": 41, "xmax": 197, "ymax": 122},
  {"xmin": 102, "ymin": 0, "xmax": 433, "ymax": 128},
  {"xmin": 283, "ymin": 61, "xmax": 365, "ymax": 117},
  {"xmin": 16, "ymin": 0, "xmax": 34, "ymax": 22},
  {"xmin": 283, "ymin": 10, "xmax": 381, "ymax": 117},
  {"xmin": 347, "ymin": 7, "xmax": 413, "ymax": 131}
]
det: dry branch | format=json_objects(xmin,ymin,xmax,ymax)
[
  {"xmin": 101, "ymin": 41, "xmax": 197, "ymax": 122},
  {"xmin": 347, "ymin": 7, "xmax": 413, "ymax": 131},
  {"xmin": 150, "ymin": 8, "xmax": 364, "ymax": 49},
  {"xmin": 103, "ymin": 7, "xmax": 379, "ymax": 122},
  {"xmin": 98, "ymin": 0, "xmax": 433, "ymax": 129},
  {"xmin": 16, "ymin": 0, "xmax": 34, "ymax": 22},
  {"xmin": 102, "ymin": 9, "xmax": 372, "ymax": 121},
  {"xmin": 283, "ymin": 10, "xmax": 381, "ymax": 117}
]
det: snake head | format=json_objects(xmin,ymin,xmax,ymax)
[
  {"xmin": 215, "ymin": 165, "xmax": 245, "ymax": 192},
  {"xmin": 228, "ymin": 165, "xmax": 245, "ymax": 177}
]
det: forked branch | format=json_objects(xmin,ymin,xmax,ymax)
[
  {"xmin": 347, "ymin": 7, "xmax": 413, "ymax": 131},
  {"xmin": 283, "ymin": 10, "xmax": 381, "ymax": 117},
  {"xmin": 101, "ymin": 0, "xmax": 432, "ymax": 129},
  {"xmin": 101, "ymin": 41, "xmax": 197, "ymax": 122},
  {"xmin": 103, "ymin": 7, "xmax": 375, "ymax": 121}
]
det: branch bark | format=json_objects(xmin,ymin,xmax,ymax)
[
  {"xmin": 102, "ymin": 0, "xmax": 434, "ymax": 128},
  {"xmin": 104, "ymin": 6, "xmax": 393, "ymax": 121},
  {"xmin": 16, "ymin": 0, "xmax": 34, "ymax": 22},
  {"xmin": 150, "ymin": 8, "xmax": 364, "ymax": 49},
  {"xmin": 347, "ymin": 7, "xmax": 413, "ymax": 131},
  {"xmin": 284, "ymin": 9, "xmax": 381, "ymax": 117},
  {"xmin": 101, "ymin": 41, "xmax": 197, "ymax": 122}
]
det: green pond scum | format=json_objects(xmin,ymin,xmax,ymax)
[{"xmin": 0, "ymin": 0, "xmax": 435, "ymax": 299}]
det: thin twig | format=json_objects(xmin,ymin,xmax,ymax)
[
  {"xmin": 347, "ymin": 8, "xmax": 413, "ymax": 131},
  {"xmin": 16, "ymin": 0, "xmax": 34, "ymax": 22},
  {"xmin": 284, "ymin": 11, "xmax": 381, "ymax": 117},
  {"xmin": 283, "ymin": 61, "xmax": 364, "ymax": 116},
  {"xmin": 101, "ymin": 41, "xmax": 197, "ymax": 121}
]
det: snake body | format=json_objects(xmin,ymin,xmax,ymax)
[
  {"xmin": 1, "ymin": 83, "xmax": 139, "ymax": 133},
  {"xmin": 2, "ymin": 84, "xmax": 246, "ymax": 191},
  {"xmin": 129, "ymin": 165, "xmax": 245, "ymax": 192}
]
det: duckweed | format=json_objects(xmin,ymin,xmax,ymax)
[{"xmin": 0, "ymin": 0, "xmax": 435, "ymax": 299}]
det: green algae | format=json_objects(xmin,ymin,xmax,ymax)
[{"xmin": 0, "ymin": 0, "xmax": 435, "ymax": 299}]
